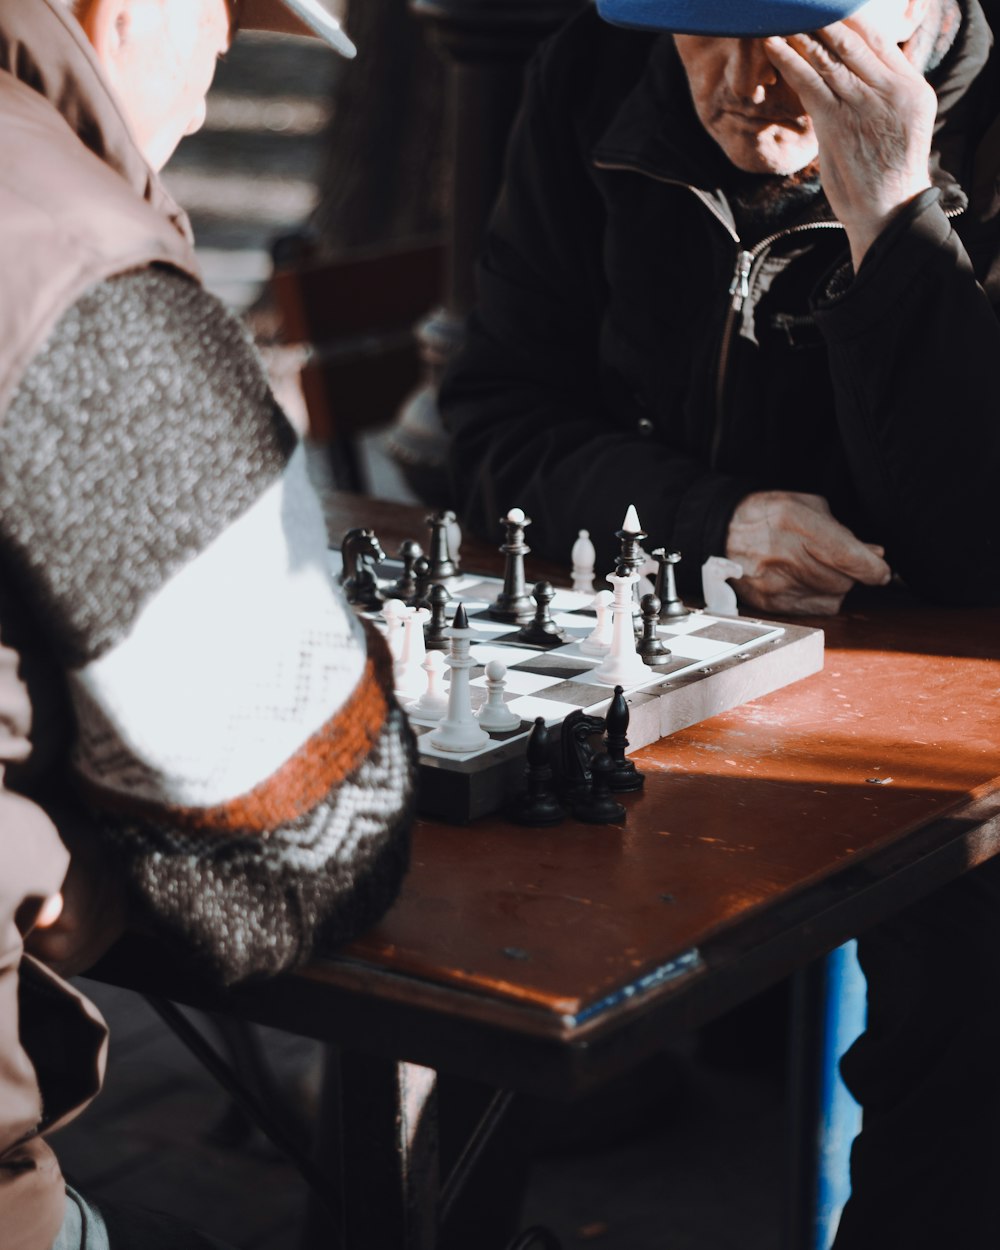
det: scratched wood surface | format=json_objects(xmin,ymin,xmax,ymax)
[{"xmin": 321, "ymin": 492, "xmax": 1000, "ymax": 1018}]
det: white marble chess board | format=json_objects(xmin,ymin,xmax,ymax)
[{"xmin": 329, "ymin": 553, "xmax": 825, "ymax": 822}]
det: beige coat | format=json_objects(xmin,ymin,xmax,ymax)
[{"xmin": 0, "ymin": 2, "xmax": 199, "ymax": 1244}]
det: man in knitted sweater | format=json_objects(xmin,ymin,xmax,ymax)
[{"xmin": 0, "ymin": 1, "xmax": 416, "ymax": 1246}]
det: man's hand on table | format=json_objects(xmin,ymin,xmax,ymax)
[
  {"xmin": 25, "ymin": 832, "xmax": 129, "ymax": 978},
  {"xmin": 763, "ymin": 15, "xmax": 936, "ymax": 270},
  {"xmin": 726, "ymin": 490, "xmax": 891, "ymax": 615}
]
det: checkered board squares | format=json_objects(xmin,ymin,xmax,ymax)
[{"xmin": 329, "ymin": 549, "xmax": 824, "ymax": 820}]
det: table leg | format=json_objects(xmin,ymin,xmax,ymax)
[{"xmin": 337, "ymin": 1048, "xmax": 441, "ymax": 1250}]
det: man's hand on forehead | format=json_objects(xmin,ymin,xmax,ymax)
[{"xmin": 763, "ymin": 19, "xmax": 936, "ymax": 268}]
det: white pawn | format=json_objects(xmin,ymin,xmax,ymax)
[
  {"xmin": 396, "ymin": 607, "xmax": 430, "ymax": 701},
  {"xmin": 579, "ymin": 589, "xmax": 614, "ymax": 655},
  {"xmin": 702, "ymin": 556, "xmax": 743, "ymax": 615},
  {"xmin": 446, "ymin": 513, "xmax": 462, "ymax": 573},
  {"xmin": 571, "ymin": 529, "xmax": 596, "ymax": 594},
  {"xmin": 477, "ymin": 660, "xmax": 521, "ymax": 731},
  {"xmin": 381, "ymin": 598, "xmax": 408, "ymax": 662},
  {"xmin": 410, "ymin": 651, "xmax": 449, "ymax": 719}
]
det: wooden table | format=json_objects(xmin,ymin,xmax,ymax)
[{"xmin": 92, "ymin": 492, "xmax": 1000, "ymax": 1248}]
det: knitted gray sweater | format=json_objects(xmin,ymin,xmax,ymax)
[{"xmin": 0, "ymin": 266, "xmax": 415, "ymax": 984}]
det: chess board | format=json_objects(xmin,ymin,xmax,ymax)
[{"xmin": 329, "ymin": 553, "xmax": 825, "ymax": 822}]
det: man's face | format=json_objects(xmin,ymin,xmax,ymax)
[
  {"xmin": 673, "ymin": 0, "xmax": 923, "ymax": 175},
  {"xmin": 81, "ymin": 0, "xmax": 232, "ymax": 170}
]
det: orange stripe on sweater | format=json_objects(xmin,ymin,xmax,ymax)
[{"xmin": 80, "ymin": 620, "xmax": 397, "ymax": 834}]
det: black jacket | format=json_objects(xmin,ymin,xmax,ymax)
[{"xmin": 442, "ymin": 3, "xmax": 1000, "ymax": 603}]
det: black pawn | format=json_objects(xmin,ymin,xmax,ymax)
[
  {"xmin": 511, "ymin": 718, "xmax": 565, "ymax": 826},
  {"xmin": 412, "ymin": 556, "xmax": 432, "ymax": 609},
  {"xmin": 426, "ymin": 511, "xmax": 459, "ymax": 585},
  {"xmin": 605, "ymin": 685, "xmax": 645, "ymax": 793},
  {"xmin": 517, "ymin": 581, "xmax": 567, "ymax": 647},
  {"xmin": 637, "ymin": 594, "xmax": 672, "ymax": 665},
  {"xmin": 573, "ymin": 752, "xmax": 626, "ymax": 824},
  {"xmin": 652, "ymin": 548, "xmax": 689, "ymax": 621},
  {"xmin": 424, "ymin": 584, "xmax": 452, "ymax": 651},
  {"xmin": 391, "ymin": 540, "xmax": 423, "ymax": 602}
]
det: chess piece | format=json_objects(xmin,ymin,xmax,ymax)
[
  {"xmin": 637, "ymin": 594, "xmax": 671, "ymax": 665},
  {"xmin": 590, "ymin": 569, "xmax": 649, "ymax": 687},
  {"xmin": 572, "ymin": 752, "xmax": 626, "ymax": 824},
  {"xmin": 616, "ymin": 504, "xmax": 647, "ymax": 575},
  {"xmin": 651, "ymin": 548, "xmax": 689, "ymax": 620},
  {"xmin": 429, "ymin": 605, "xmax": 490, "ymax": 752},
  {"xmin": 571, "ymin": 529, "xmax": 596, "ymax": 594},
  {"xmin": 410, "ymin": 651, "xmax": 449, "ymax": 719},
  {"xmin": 579, "ymin": 589, "xmax": 614, "ymax": 656},
  {"xmin": 516, "ymin": 581, "xmax": 567, "ymax": 647},
  {"xmin": 339, "ymin": 527, "xmax": 385, "ymax": 608},
  {"xmin": 488, "ymin": 507, "xmax": 534, "ymax": 623},
  {"xmin": 381, "ymin": 598, "xmax": 408, "ymax": 662},
  {"xmin": 702, "ymin": 556, "xmax": 743, "ymax": 615},
  {"xmin": 559, "ymin": 710, "xmax": 606, "ymax": 803},
  {"xmin": 412, "ymin": 556, "xmax": 433, "ymax": 609},
  {"xmin": 604, "ymin": 685, "xmax": 645, "ymax": 792},
  {"xmin": 396, "ymin": 607, "xmax": 430, "ymax": 701},
  {"xmin": 391, "ymin": 540, "xmax": 423, "ymax": 602},
  {"xmin": 477, "ymin": 660, "xmax": 521, "ymax": 731},
  {"xmin": 511, "ymin": 718, "xmax": 565, "ymax": 826},
  {"xmin": 426, "ymin": 510, "xmax": 459, "ymax": 586},
  {"xmin": 424, "ymin": 584, "xmax": 452, "ymax": 651},
  {"xmin": 445, "ymin": 511, "xmax": 462, "ymax": 574}
]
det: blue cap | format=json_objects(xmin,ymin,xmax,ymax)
[{"xmin": 595, "ymin": 0, "xmax": 867, "ymax": 37}]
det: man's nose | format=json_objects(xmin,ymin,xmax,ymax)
[{"xmin": 725, "ymin": 38, "xmax": 779, "ymax": 106}]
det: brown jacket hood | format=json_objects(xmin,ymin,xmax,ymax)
[{"xmin": 0, "ymin": 0, "xmax": 200, "ymax": 416}]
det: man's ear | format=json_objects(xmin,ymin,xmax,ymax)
[{"xmin": 77, "ymin": 0, "xmax": 130, "ymax": 64}]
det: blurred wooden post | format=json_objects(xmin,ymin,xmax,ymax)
[{"xmin": 386, "ymin": 0, "xmax": 587, "ymax": 503}]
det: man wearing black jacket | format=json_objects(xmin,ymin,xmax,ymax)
[
  {"xmin": 442, "ymin": 2, "xmax": 1000, "ymax": 1246},
  {"xmin": 442, "ymin": 0, "xmax": 1000, "ymax": 615}
]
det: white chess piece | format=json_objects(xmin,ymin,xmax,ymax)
[
  {"xmin": 622, "ymin": 503, "xmax": 642, "ymax": 534},
  {"xmin": 396, "ymin": 607, "xmax": 430, "ymax": 701},
  {"xmin": 571, "ymin": 529, "xmax": 596, "ymax": 594},
  {"xmin": 429, "ymin": 606, "xmax": 490, "ymax": 752},
  {"xmin": 591, "ymin": 570, "xmax": 649, "ymax": 687},
  {"xmin": 446, "ymin": 513, "xmax": 462, "ymax": 573},
  {"xmin": 702, "ymin": 556, "xmax": 743, "ymax": 615},
  {"xmin": 410, "ymin": 650, "xmax": 449, "ymax": 718},
  {"xmin": 381, "ymin": 598, "xmax": 408, "ymax": 661},
  {"xmin": 579, "ymin": 589, "xmax": 614, "ymax": 655},
  {"xmin": 477, "ymin": 660, "xmax": 521, "ymax": 731}
]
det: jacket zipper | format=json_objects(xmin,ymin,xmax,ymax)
[{"xmin": 592, "ymin": 157, "xmax": 965, "ymax": 467}]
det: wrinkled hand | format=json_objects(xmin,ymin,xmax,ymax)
[
  {"xmin": 763, "ymin": 19, "xmax": 937, "ymax": 268},
  {"xmin": 24, "ymin": 835, "xmax": 129, "ymax": 977},
  {"xmin": 726, "ymin": 490, "xmax": 891, "ymax": 615}
]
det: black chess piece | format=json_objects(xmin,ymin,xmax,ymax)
[
  {"xmin": 412, "ymin": 556, "xmax": 432, "ymax": 609},
  {"xmin": 339, "ymin": 527, "xmax": 385, "ymax": 609},
  {"xmin": 426, "ymin": 510, "xmax": 459, "ymax": 586},
  {"xmin": 424, "ymin": 584, "xmax": 453, "ymax": 651},
  {"xmin": 637, "ymin": 594, "xmax": 672, "ymax": 665},
  {"xmin": 391, "ymin": 539, "xmax": 423, "ymax": 602},
  {"xmin": 559, "ymin": 710, "xmax": 607, "ymax": 804},
  {"xmin": 651, "ymin": 548, "xmax": 689, "ymax": 620},
  {"xmin": 604, "ymin": 685, "xmax": 645, "ymax": 792},
  {"xmin": 511, "ymin": 718, "xmax": 565, "ymax": 826},
  {"xmin": 573, "ymin": 752, "xmax": 626, "ymax": 824},
  {"xmin": 488, "ymin": 510, "xmax": 534, "ymax": 624},
  {"xmin": 517, "ymin": 581, "xmax": 567, "ymax": 647}
]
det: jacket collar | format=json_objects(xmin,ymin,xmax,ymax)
[
  {"xmin": 0, "ymin": 0, "xmax": 194, "ymax": 244},
  {"xmin": 592, "ymin": 0, "xmax": 993, "ymax": 217}
]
